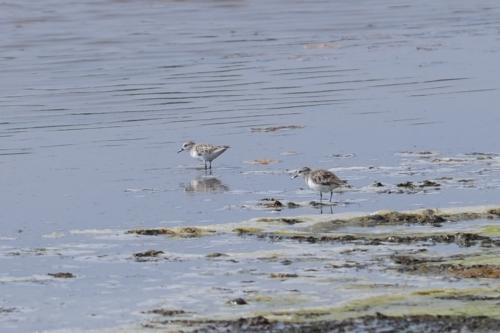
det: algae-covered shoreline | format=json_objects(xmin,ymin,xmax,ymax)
[
  {"xmin": 2, "ymin": 209, "xmax": 499, "ymax": 333},
  {"xmin": 120, "ymin": 204, "xmax": 500, "ymax": 332}
]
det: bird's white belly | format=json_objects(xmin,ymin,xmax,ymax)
[
  {"xmin": 306, "ymin": 178, "xmax": 332, "ymax": 193},
  {"xmin": 203, "ymin": 152, "xmax": 218, "ymax": 161}
]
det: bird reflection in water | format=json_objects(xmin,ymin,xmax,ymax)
[
  {"xmin": 184, "ymin": 174, "xmax": 229, "ymax": 193},
  {"xmin": 319, "ymin": 204, "xmax": 334, "ymax": 215}
]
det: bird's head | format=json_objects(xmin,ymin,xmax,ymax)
[
  {"xmin": 291, "ymin": 166, "xmax": 311, "ymax": 179},
  {"xmin": 177, "ymin": 141, "xmax": 195, "ymax": 153}
]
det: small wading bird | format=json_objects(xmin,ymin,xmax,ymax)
[
  {"xmin": 178, "ymin": 141, "xmax": 230, "ymax": 170},
  {"xmin": 292, "ymin": 167, "xmax": 348, "ymax": 202}
]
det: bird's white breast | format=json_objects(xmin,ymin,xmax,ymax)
[{"xmin": 190, "ymin": 148, "xmax": 203, "ymax": 160}]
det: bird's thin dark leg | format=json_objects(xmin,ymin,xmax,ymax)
[
  {"xmin": 204, "ymin": 161, "xmax": 207, "ymax": 170},
  {"xmin": 329, "ymin": 191, "xmax": 333, "ymax": 202},
  {"xmin": 209, "ymin": 161, "xmax": 212, "ymax": 169},
  {"xmin": 320, "ymin": 192, "xmax": 323, "ymax": 202}
]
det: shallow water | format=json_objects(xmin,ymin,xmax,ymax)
[{"xmin": 1, "ymin": 0, "xmax": 500, "ymax": 331}]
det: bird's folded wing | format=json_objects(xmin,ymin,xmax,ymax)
[{"xmin": 312, "ymin": 171, "xmax": 344, "ymax": 186}]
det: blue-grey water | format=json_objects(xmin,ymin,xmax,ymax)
[{"xmin": 1, "ymin": 0, "xmax": 500, "ymax": 331}]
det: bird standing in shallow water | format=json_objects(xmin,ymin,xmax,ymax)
[
  {"xmin": 292, "ymin": 167, "xmax": 348, "ymax": 202},
  {"xmin": 178, "ymin": 141, "xmax": 230, "ymax": 170}
]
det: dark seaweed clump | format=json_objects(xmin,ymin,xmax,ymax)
[
  {"xmin": 127, "ymin": 227, "xmax": 214, "ymax": 237},
  {"xmin": 352, "ymin": 210, "xmax": 446, "ymax": 226},
  {"xmin": 227, "ymin": 298, "xmax": 248, "ymax": 305},
  {"xmin": 134, "ymin": 250, "xmax": 164, "ymax": 258},
  {"xmin": 47, "ymin": 272, "xmax": 75, "ymax": 279},
  {"xmin": 392, "ymin": 255, "xmax": 500, "ymax": 278},
  {"xmin": 258, "ymin": 232, "xmax": 491, "ymax": 247},
  {"xmin": 48, "ymin": 272, "xmax": 75, "ymax": 279},
  {"xmin": 145, "ymin": 309, "xmax": 187, "ymax": 316},
  {"xmin": 257, "ymin": 217, "xmax": 303, "ymax": 225},
  {"xmin": 151, "ymin": 314, "xmax": 500, "ymax": 333},
  {"xmin": 258, "ymin": 198, "xmax": 284, "ymax": 210}
]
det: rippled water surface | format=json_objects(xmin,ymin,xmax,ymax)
[{"xmin": 1, "ymin": 0, "xmax": 500, "ymax": 331}]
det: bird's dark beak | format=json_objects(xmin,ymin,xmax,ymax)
[
  {"xmin": 177, "ymin": 148, "xmax": 184, "ymax": 153},
  {"xmin": 291, "ymin": 174, "xmax": 299, "ymax": 179}
]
